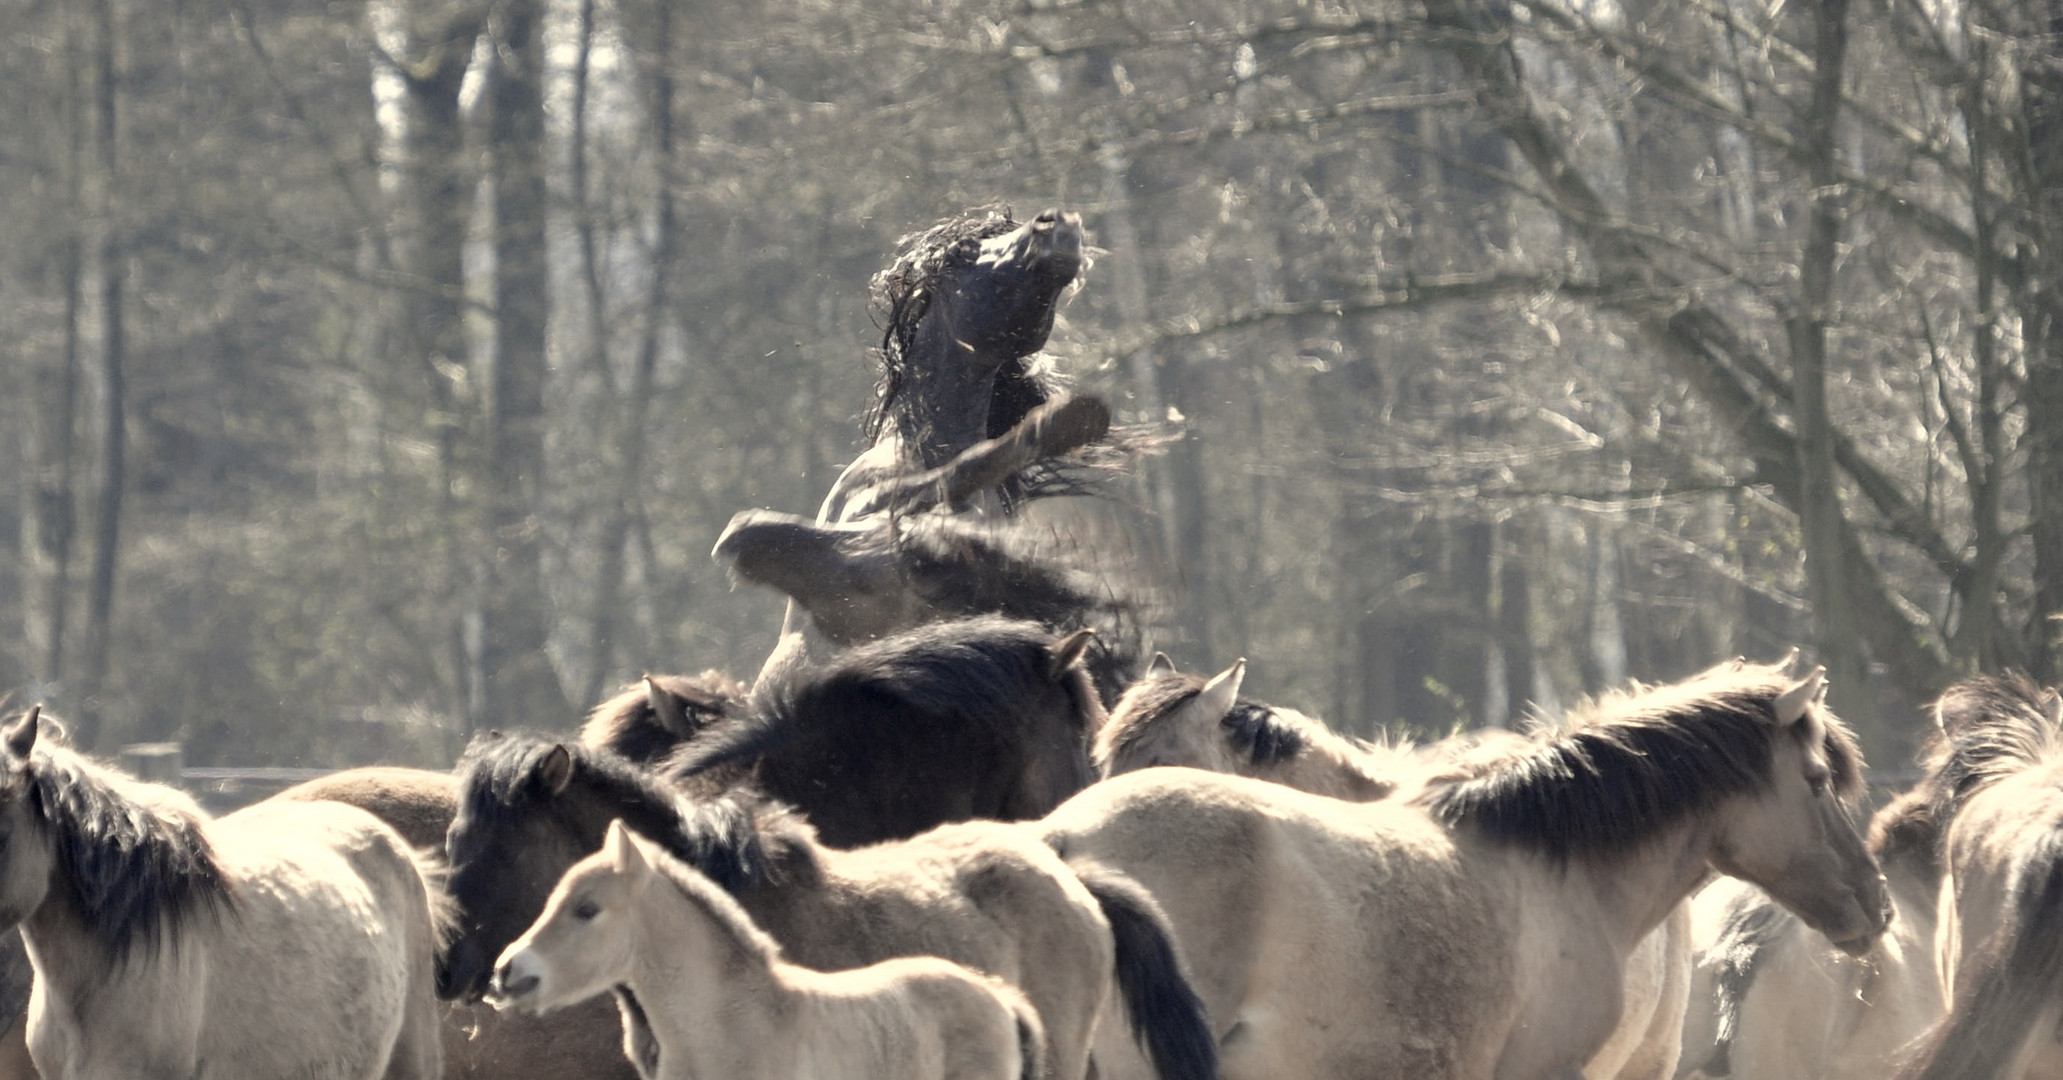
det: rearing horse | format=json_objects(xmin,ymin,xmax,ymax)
[{"xmin": 717, "ymin": 208, "xmax": 1131, "ymax": 694}]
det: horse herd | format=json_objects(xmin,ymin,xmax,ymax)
[
  {"xmin": 6, "ymin": 204, "xmax": 2062, "ymax": 1079},
  {"xmin": 6, "ymin": 637, "xmax": 2063, "ymax": 1079}
]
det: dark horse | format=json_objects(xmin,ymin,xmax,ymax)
[
  {"xmin": 439, "ymin": 735, "xmax": 1217, "ymax": 1080},
  {"xmin": 588, "ymin": 615, "xmax": 1103, "ymax": 847},
  {"xmin": 718, "ymin": 207, "xmax": 1151, "ymax": 695}
]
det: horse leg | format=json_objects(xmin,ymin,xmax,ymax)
[{"xmin": 379, "ymin": 990, "xmax": 443, "ymax": 1080}]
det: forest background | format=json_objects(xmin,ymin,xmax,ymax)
[{"xmin": 5, "ymin": 0, "xmax": 2059, "ymax": 769}]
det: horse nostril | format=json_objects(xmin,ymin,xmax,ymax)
[{"xmin": 497, "ymin": 971, "xmax": 539, "ymax": 998}]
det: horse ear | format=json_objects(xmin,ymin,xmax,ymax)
[
  {"xmin": 4, "ymin": 707, "xmax": 38, "ymax": 761},
  {"xmin": 1196, "ymin": 659, "xmax": 1247, "ymax": 722},
  {"xmin": 1775, "ymin": 646, "xmax": 1802, "ymax": 675},
  {"xmin": 1147, "ymin": 652, "xmax": 1177, "ymax": 677},
  {"xmin": 1773, "ymin": 667, "xmax": 1827, "ymax": 727},
  {"xmin": 643, "ymin": 676, "xmax": 694, "ymax": 737},
  {"xmin": 2043, "ymin": 689, "xmax": 2063, "ymax": 728},
  {"xmin": 538, "ymin": 745, "xmax": 574, "ymax": 796},
  {"xmin": 1049, "ymin": 628, "xmax": 1096, "ymax": 681},
  {"xmin": 604, "ymin": 819, "xmax": 648, "ymax": 876}
]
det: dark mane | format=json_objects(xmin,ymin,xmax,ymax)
[
  {"xmin": 1920, "ymin": 673, "xmax": 2061, "ymax": 831},
  {"xmin": 454, "ymin": 733, "xmax": 815, "ymax": 892},
  {"xmin": 864, "ymin": 207, "xmax": 1049, "ymax": 446},
  {"xmin": 670, "ymin": 616, "xmax": 1097, "ymax": 780},
  {"xmin": 1416, "ymin": 660, "xmax": 1865, "ymax": 862},
  {"xmin": 23, "ymin": 743, "xmax": 234, "ymax": 961},
  {"xmin": 894, "ymin": 514, "xmax": 1147, "ymax": 701},
  {"xmin": 580, "ymin": 670, "xmax": 749, "ymax": 764},
  {"xmin": 1222, "ymin": 703, "xmax": 1312, "ymax": 766}
]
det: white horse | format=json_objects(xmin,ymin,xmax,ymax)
[
  {"xmin": 0, "ymin": 708, "xmax": 451, "ymax": 1080},
  {"xmin": 492, "ymin": 819, "xmax": 1042, "ymax": 1080},
  {"xmin": 1042, "ymin": 658, "xmax": 1890, "ymax": 1080}
]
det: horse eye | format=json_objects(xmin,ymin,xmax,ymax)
[
  {"xmin": 574, "ymin": 899, "xmax": 601, "ymax": 922},
  {"xmin": 1807, "ymin": 774, "xmax": 1830, "ymax": 795}
]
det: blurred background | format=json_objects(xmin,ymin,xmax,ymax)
[{"xmin": 2, "ymin": 0, "xmax": 2053, "ymax": 770}]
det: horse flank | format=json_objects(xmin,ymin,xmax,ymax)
[{"xmin": 1417, "ymin": 659, "xmax": 1863, "ymax": 863}]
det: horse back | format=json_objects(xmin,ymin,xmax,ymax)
[
  {"xmin": 1040, "ymin": 769, "xmax": 1514, "ymax": 1076},
  {"xmin": 272, "ymin": 766, "xmax": 458, "ymax": 850}
]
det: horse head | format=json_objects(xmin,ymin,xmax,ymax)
[
  {"xmin": 0, "ymin": 711, "xmax": 52, "ymax": 931},
  {"xmin": 442, "ymin": 738, "xmax": 598, "ymax": 1001},
  {"xmin": 489, "ymin": 818, "xmax": 651, "ymax": 1017},
  {"xmin": 870, "ymin": 208, "xmax": 1084, "ymax": 468},
  {"xmin": 1707, "ymin": 667, "xmax": 1891, "ymax": 956}
]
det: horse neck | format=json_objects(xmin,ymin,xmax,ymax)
[
  {"xmin": 18, "ymin": 881, "xmax": 126, "ymax": 1017},
  {"xmin": 627, "ymin": 877, "xmax": 802, "ymax": 1080},
  {"xmin": 894, "ymin": 317, "xmax": 1004, "ymax": 468},
  {"xmin": 1556, "ymin": 817, "xmax": 1718, "ymax": 955}
]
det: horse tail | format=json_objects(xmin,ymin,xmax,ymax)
[
  {"xmin": 1073, "ymin": 864, "xmax": 1218, "ymax": 1080},
  {"xmin": 1010, "ymin": 991, "xmax": 1046, "ymax": 1080},
  {"xmin": 1692, "ymin": 890, "xmax": 1794, "ymax": 1077},
  {"xmin": 408, "ymin": 845, "xmax": 463, "ymax": 957},
  {"xmin": 1901, "ymin": 832, "xmax": 2063, "ymax": 1080}
]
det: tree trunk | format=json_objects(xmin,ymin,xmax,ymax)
[
  {"xmin": 481, "ymin": 0, "xmax": 566, "ymax": 728},
  {"xmin": 582, "ymin": 0, "xmax": 679, "ymax": 709},
  {"xmin": 22, "ymin": 12, "xmax": 89, "ymax": 703},
  {"xmin": 1787, "ymin": 0, "xmax": 1876, "ymax": 745},
  {"xmin": 2020, "ymin": 1, "xmax": 2063, "ymax": 683},
  {"xmin": 395, "ymin": 0, "xmax": 484, "ymax": 731},
  {"xmin": 76, "ymin": 0, "xmax": 125, "ymax": 751}
]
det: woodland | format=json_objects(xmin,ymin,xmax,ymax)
[{"xmin": 3, "ymin": 0, "xmax": 2059, "ymax": 768}]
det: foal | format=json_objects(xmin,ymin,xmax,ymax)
[{"xmin": 492, "ymin": 820, "xmax": 1044, "ymax": 1080}]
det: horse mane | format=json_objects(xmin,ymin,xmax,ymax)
[
  {"xmin": 21, "ymin": 741, "xmax": 234, "ymax": 962},
  {"xmin": 894, "ymin": 514, "xmax": 1147, "ymax": 699},
  {"xmin": 1919, "ymin": 673, "xmax": 2062, "ymax": 831},
  {"xmin": 640, "ymin": 835, "xmax": 787, "ymax": 966},
  {"xmin": 1866, "ymin": 785, "xmax": 1941, "ymax": 882},
  {"xmin": 667, "ymin": 615, "xmax": 1099, "ymax": 781},
  {"xmin": 864, "ymin": 206, "xmax": 1048, "ymax": 447},
  {"xmin": 454, "ymin": 733, "xmax": 819, "ymax": 892},
  {"xmin": 1416, "ymin": 659, "xmax": 1865, "ymax": 862},
  {"xmin": 580, "ymin": 670, "xmax": 750, "ymax": 764}
]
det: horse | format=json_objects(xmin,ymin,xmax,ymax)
[
  {"xmin": 1093, "ymin": 655, "xmax": 1693, "ymax": 1080},
  {"xmin": 1890, "ymin": 673, "xmax": 2063, "ymax": 1080},
  {"xmin": 656, "ymin": 616, "xmax": 1104, "ymax": 847},
  {"xmin": 440, "ymin": 733, "xmax": 1215, "ymax": 1080},
  {"xmin": 0, "ymin": 708, "xmax": 452, "ymax": 1080},
  {"xmin": 491, "ymin": 819, "xmax": 1046, "ymax": 1080},
  {"xmin": 273, "ymin": 765, "xmax": 640, "ymax": 1080},
  {"xmin": 1038, "ymin": 657, "xmax": 1890, "ymax": 1080},
  {"xmin": 1674, "ymin": 781, "xmax": 1943, "ymax": 1080},
  {"xmin": 726, "ymin": 208, "xmax": 1157, "ymax": 696}
]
